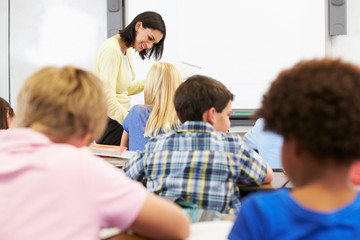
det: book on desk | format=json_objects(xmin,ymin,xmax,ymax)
[{"xmin": 90, "ymin": 144, "xmax": 136, "ymax": 168}]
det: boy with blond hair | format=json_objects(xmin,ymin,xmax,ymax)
[
  {"xmin": 125, "ymin": 75, "xmax": 273, "ymax": 215},
  {"xmin": 0, "ymin": 66, "xmax": 190, "ymax": 240}
]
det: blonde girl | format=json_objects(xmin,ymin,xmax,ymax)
[{"xmin": 121, "ymin": 62, "xmax": 182, "ymax": 150}]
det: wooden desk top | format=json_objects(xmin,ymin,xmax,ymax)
[
  {"xmin": 238, "ymin": 171, "xmax": 290, "ymax": 191},
  {"xmin": 105, "ymin": 234, "xmax": 148, "ymax": 240},
  {"xmin": 102, "ymin": 157, "xmax": 127, "ymax": 168},
  {"xmin": 104, "ymin": 221, "xmax": 235, "ymax": 240}
]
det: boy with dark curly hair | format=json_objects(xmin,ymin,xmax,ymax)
[{"xmin": 229, "ymin": 58, "xmax": 360, "ymax": 239}]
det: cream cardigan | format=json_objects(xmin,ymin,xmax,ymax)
[{"xmin": 94, "ymin": 37, "xmax": 145, "ymax": 124}]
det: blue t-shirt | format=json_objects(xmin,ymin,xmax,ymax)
[
  {"xmin": 123, "ymin": 105, "xmax": 153, "ymax": 151},
  {"xmin": 228, "ymin": 189, "xmax": 360, "ymax": 240},
  {"xmin": 243, "ymin": 118, "xmax": 283, "ymax": 169}
]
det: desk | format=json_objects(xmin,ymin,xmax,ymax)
[
  {"xmin": 239, "ymin": 171, "xmax": 291, "ymax": 198},
  {"xmin": 239, "ymin": 171, "xmax": 289, "ymax": 190},
  {"xmin": 91, "ymin": 145, "xmax": 136, "ymax": 168},
  {"xmin": 105, "ymin": 234, "xmax": 146, "ymax": 240},
  {"xmin": 102, "ymin": 157, "xmax": 127, "ymax": 168},
  {"xmin": 94, "ymin": 150, "xmax": 136, "ymax": 168},
  {"xmin": 228, "ymin": 126, "xmax": 252, "ymax": 137},
  {"xmin": 104, "ymin": 221, "xmax": 234, "ymax": 240},
  {"xmin": 105, "ymin": 233, "xmax": 146, "ymax": 240}
]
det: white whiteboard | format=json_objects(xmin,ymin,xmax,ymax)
[
  {"xmin": 0, "ymin": 0, "xmax": 9, "ymax": 101},
  {"xmin": 127, "ymin": 0, "xmax": 326, "ymax": 109},
  {"xmin": 9, "ymin": 0, "xmax": 107, "ymax": 109}
]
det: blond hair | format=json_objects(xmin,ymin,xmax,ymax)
[
  {"xmin": 144, "ymin": 62, "xmax": 182, "ymax": 137},
  {"xmin": 16, "ymin": 66, "xmax": 108, "ymax": 142}
]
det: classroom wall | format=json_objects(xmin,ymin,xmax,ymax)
[
  {"xmin": 128, "ymin": 0, "xmax": 327, "ymax": 108},
  {"xmin": 327, "ymin": 1, "xmax": 360, "ymax": 64},
  {"xmin": 5, "ymin": 0, "xmax": 107, "ymax": 109},
  {"xmin": 1, "ymin": 0, "xmax": 360, "ymax": 109},
  {"xmin": 130, "ymin": 0, "xmax": 360, "ymax": 108},
  {"xmin": 0, "ymin": 0, "xmax": 9, "ymax": 101}
]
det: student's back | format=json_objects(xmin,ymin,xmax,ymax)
[
  {"xmin": 122, "ymin": 104, "xmax": 153, "ymax": 150},
  {"xmin": 230, "ymin": 188, "xmax": 360, "ymax": 239},
  {"xmin": 125, "ymin": 75, "xmax": 273, "ymax": 215},
  {"xmin": 0, "ymin": 66, "xmax": 190, "ymax": 240},
  {"xmin": 0, "ymin": 129, "xmax": 148, "ymax": 239},
  {"xmin": 243, "ymin": 118, "xmax": 283, "ymax": 169},
  {"xmin": 121, "ymin": 62, "xmax": 182, "ymax": 151},
  {"xmin": 127, "ymin": 121, "xmax": 266, "ymax": 214},
  {"xmin": 229, "ymin": 58, "xmax": 360, "ymax": 239}
]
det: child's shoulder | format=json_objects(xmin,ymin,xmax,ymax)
[
  {"xmin": 244, "ymin": 189, "xmax": 360, "ymax": 217},
  {"xmin": 240, "ymin": 189, "xmax": 291, "ymax": 216},
  {"xmin": 210, "ymin": 131, "xmax": 243, "ymax": 149},
  {"xmin": 144, "ymin": 123, "xmax": 244, "ymax": 152},
  {"xmin": 244, "ymin": 188, "xmax": 288, "ymax": 203},
  {"xmin": 131, "ymin": 104, "xmax": 152, "ymax": 112},
  {"xmin": 127, "ymin": 104, "xmax": 152, "ymax": 118},
  {"xmin": 98, "ymin": 37, "xmax": 122, "ymax": 54},
  {"xmin": 223, "ymin": 132, "xmax": 243, "ymax": 141}
]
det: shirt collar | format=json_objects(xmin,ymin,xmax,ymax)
[
  {"xmin": 0, "ymin": 128, "xmax": 52, "ymax": 152},
  {"xmin": 177, "ymin": 121, "xmax": 216, "ymax": 133}
]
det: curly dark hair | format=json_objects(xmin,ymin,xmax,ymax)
[
  {"xmin": 120, "ymin": 11, "xmax": 166, "ymax": 60},
  {"xmin": 174, "ymin": 75, "xmax": 234, "ymax": 123},
  {"xmin": 257, "ymin": 58, "xmax": 360, "ymax": 164}
]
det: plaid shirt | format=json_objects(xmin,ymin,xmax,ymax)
[{"xmin": 124, "ymin": 121, "xmax": 268, "ymax": 214}]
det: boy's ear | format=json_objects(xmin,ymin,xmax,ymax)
[
  {"xmin": 66, "ymin": 133, "xmax": 93, "ymax": 147},
  {"xmin": 285, "ymin": 138, "xmax": 303, "ymax": 159},
  {"xmin": 81, "ymin": 133, "xmax": 94, "ymax": 147},
  {"xmin": 293, "ymin": 138, "xmax": 305, "ymax": 157},
  {"xmin": 202, "ymin": 107, "xmax": 216, "ymax": 126},
  {"xmin": 54, "ymin": 133, "xmax": 93, "ymax": 147}
]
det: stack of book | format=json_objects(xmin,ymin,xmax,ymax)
[{"xmin": 90, "ymin": 144, "xmax": 136, "ymax": 168}]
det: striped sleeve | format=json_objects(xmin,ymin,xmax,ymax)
[
  {"xmin": 236, "ymin": 142, "xmax": 267, "ymax": 186},
  {"xmin": 124, "ymin": 151, "xmax": 146, "ymax": 181}
]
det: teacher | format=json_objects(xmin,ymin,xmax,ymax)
[{"xmin": 94, "ymin": 11, "xmax": 166, "ymax": 145}]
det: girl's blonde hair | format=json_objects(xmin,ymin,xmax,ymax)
[
  {"xmin": 144, "ymin": 62, "xmax": 182, "ymax": 137},
  {"xmin": 16, "ymin": 66, "xmax": 108, "ymax": 142}
]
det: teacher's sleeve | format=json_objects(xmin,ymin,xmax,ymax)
[
  {"xmin": 128, "ymin": 79, "xmax": 145, "ymax": 96},
  {"xmin": 97, "ymin": 48, "xmax": 129, "ymax": 123}
]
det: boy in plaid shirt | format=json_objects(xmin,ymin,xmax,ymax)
[{"xmin": 125, "ymin": 75, "xmax": 273, "ymax": 214}]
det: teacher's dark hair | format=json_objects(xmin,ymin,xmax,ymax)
[{"xmin": 120, "ymin": 11, "xmax": 166, "ymax": 60}]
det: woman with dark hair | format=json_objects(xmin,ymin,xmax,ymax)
[
  {"xmin": 94, "ymin": 11, "xmax": 166, "ymax": 145},
  {"xmin": 0, "ymin": 97, "xmax": 14, "ymax": 129}
]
